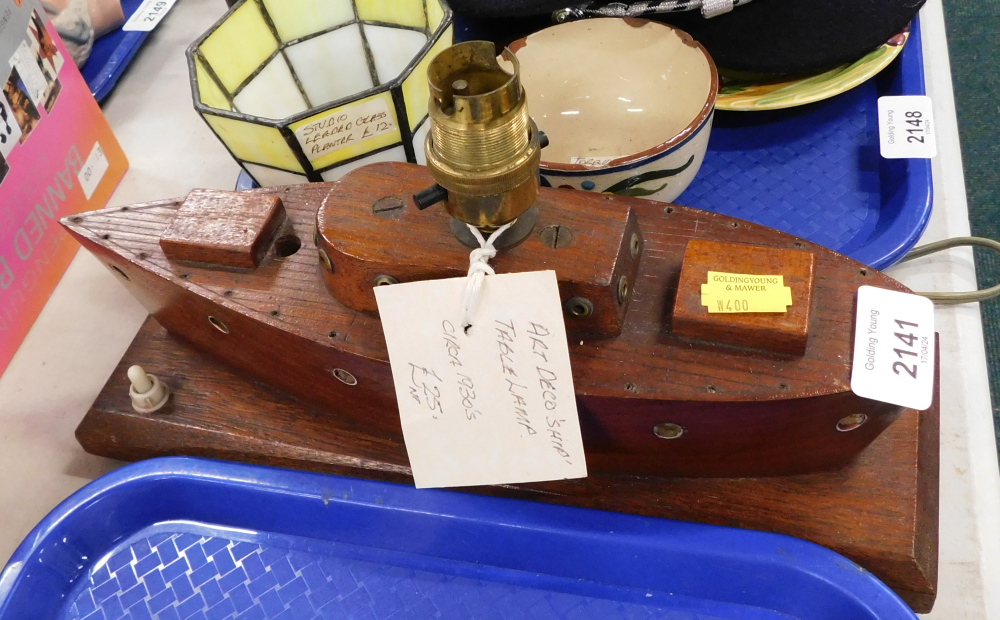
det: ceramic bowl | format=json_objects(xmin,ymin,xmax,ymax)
[
  {"xmin": 187, "ymin": 0, "xmax": 453, "ymax": 187},
  {"xmin": 509, "ymin": 18, "xmax": 717, "ymax": 202}
]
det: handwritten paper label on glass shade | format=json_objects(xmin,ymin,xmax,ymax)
[
  {"xmin": 850, "ymin": 286, "xmax": 935, "ymax": 410},
  {"xmin": 701, "ymin": 271, "xmax": 793, "ymax": 313},
  {"xmin": 374, "ymin": 271, "xmax": 587, "ymax": 489},
  {"xmin": 294, "ymin": 98, "xmax": 397, "ymax": 162}
]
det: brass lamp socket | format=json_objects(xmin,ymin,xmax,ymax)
[{"xmin": 425, "ymin": 41, "xmax": 542, "ymax": 230}]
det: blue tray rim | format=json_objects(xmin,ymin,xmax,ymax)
[
  {"xmin": 852, "ymin": 15, "xmax": 933, "ymax": 269},
  {"xmin": 81, "ymin": 0, "xmax": 161, "ymax": 103},
  {"xmin": 0, "ymin": 457, "xmax": 918, "ymax": 619}
]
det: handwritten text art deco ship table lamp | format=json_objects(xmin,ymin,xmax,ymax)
[{"xmin": 186, "ymin": 0, "xmax": 453, "ymax": 187}]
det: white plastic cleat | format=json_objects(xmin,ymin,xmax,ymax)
[{"xmin": 127, "ymin": 365, "xmax": 171, "ymax": 413}]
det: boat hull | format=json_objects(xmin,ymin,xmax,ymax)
[{"xmin": 62, "ymin": 165, "xmax": 915, "ymax": 477}]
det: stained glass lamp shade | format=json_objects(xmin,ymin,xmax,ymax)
[{"xmin": 187, "ymin": 0, "xmax": 454, "ymax": 187}]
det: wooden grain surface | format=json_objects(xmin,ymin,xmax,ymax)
[
  {"xmin": 316, "ymin": 167, "xmax": 642, "ymax": 339},
  {"xmin": 60, "ymin": 163, "xmax": 921, "ymax": 476},
  {"xmin": 78, "ymin": 317, "xmax": 939, "ymax": 612}
]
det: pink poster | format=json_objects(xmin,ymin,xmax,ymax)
[{"xmin": 0, "ymin": 1, "xmax": 129, "ymax": 376}]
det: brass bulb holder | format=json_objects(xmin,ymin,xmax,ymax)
[{"xmin": 425, "ymin": 41, "xmax": 542, "ymax": 232}]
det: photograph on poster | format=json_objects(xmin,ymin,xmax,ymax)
[
  {"xmin": 27, "ymin": 9, "xmax": 62, "ymax": 111},
  {"xmin": 2, "ymin": 67, "xmax": 41, "ymax": 141},
  {"xmin": 9, "ymin": 40, "xmax": 48, "ymax": 106},
  {"xmin": 0, "ymin": 82, "xmax": 22, "ymax": 158}
]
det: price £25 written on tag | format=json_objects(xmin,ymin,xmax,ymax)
[{"xmin": 374, "ymin": 271, "xmax": 587, "ymax": 489}]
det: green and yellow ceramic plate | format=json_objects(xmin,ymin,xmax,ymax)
[{"xmin": 716, "ymin": 26, "xmax": 910, "ymax": 111}]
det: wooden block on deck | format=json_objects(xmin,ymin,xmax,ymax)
[
  {"xmin": 315, "ymin": 165, "xmax": 643, "ymax": 338},
  {"xmin": 672, "ymin": 239, "xmax": 816, "ymax": 355},
  {"xmin": 159, "ymin": 189, "xmax": 286, "ymax": 269},
  {"xmin": 77, "ymin": 317, "xmax": 939, "ymax": 612}
]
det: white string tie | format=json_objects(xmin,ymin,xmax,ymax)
[{"xmin": 461, "ymin": 220, "xmax": 514, "ymax": 332}]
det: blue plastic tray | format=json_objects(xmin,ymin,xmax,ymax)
[
  {"xmin": 0, "ymin": 458, "xmax": 916, "ymax": 619},
  {"xmin": 680, "ymin": 19, "xmax": 931, "ymax": 269},
  {"xmin": 81, "ymin": 0, "xmax": 165, "ymax": 103}
]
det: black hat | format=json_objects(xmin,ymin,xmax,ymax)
[{"xmin": 449, "ymin": 0, "xmax": 926, "ymax": 76}]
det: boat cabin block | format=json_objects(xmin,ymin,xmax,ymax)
[
  {"xmin": 159, "ymin": 189, "xmax": 287, "ymax": 269},
  {"xmin": 672, "ymin": 239, "xmax": 816, "ymax": 355}
]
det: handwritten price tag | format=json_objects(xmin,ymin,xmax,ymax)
[
  {"xmin": 294, "ymin": 98, "xmax": 397, "ymax": 162},
  {"xmin": 77, "ymin": 142, "xmax": 109, "ymax": 200},
  {"xmin": 570, "ymin": 156, "xmax": 614, "ymax": 168},
  {"xmin": 123, "ymin": 0, "xmax": 178, "ymax": 32},
  {"xmin": 878, "ymin": 95, "xmax": 937, "ymax": 159},
  {"xmin": 850, "ymin": 286, "xmax": 935, "ymax": 410},
  {"xmin": 374, "ymin": 271, "xmax": 587, "ymax": 488}
]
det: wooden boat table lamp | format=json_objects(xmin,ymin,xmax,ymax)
[{"xmin": 62, "ymin": 40, "xmax": 931, "ymax": 479}]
